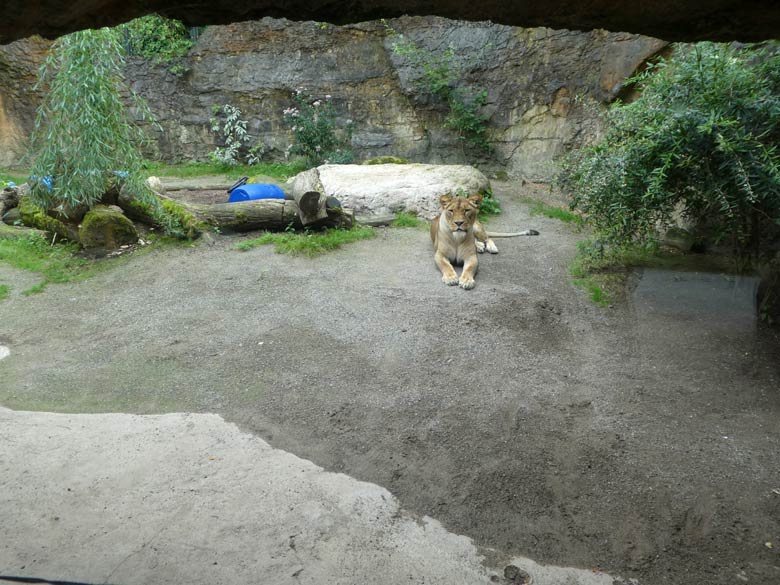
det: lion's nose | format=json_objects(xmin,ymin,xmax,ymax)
[{"xmin": 454, "ymin": 220, "xmax": 464, "ymax": 226}]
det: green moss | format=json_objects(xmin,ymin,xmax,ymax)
[
  {"xmin": 363, "ymin": 156, "xmax": 409, "ymax": 165},
  {"xmin": 79, "ymin": 205, "xmax": 138, "ymax": 249},
  {"xmin": 159, "ymin": 198, "xmax": 204, "ymax": 239},
  {"xmin": 18, "ymin": 197, "xmax": 74, "ymax": 241}
]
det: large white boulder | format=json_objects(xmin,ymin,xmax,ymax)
[{"xmin": 301, "ymin": 163, "xmax": 490, "ymax": 219}]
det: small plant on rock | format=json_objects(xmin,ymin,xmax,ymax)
[
  {"xmin": 210, "ymin": 104, "xmax": 265, "ymax": 167},
  {"xmin": 283, "ymin": 91, "xmax": 354, "ymax": 167},
  {"xmin": 120, "ymin": 14, "xmax": 195, "ymax": 76},
  {"xmin": 386, "ymin": 23, "xmax": 492, "ymax": 153}
]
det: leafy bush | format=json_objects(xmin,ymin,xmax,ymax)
[
  {"xmin": 387, "ymin": 25, "xmax": 491, "ymax": 153},
  {"xmin": 283, "ymin": 91, "xmax": 354, "ymax": 166},
  {"xmin": 28, "ymin": 28, "xmax": 156, "ymax": 218},
  {"xmin": 209, "ymin": 104, "xmax": 265, "ymax": 167},
  {"xmin": 478, "ymin": 188, "xmax": 501, "ymax": 220},
  {"xmin": 561, "ymin": 43, "xmax": 780, "ymax": 259},
  {"xmin": 120, "ymin": 14, "xmax": 194, "ymax": 76}
]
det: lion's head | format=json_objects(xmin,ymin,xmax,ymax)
[{"xmin": 439, "ymin": 193, "xmax": 483, "ymax": 233}]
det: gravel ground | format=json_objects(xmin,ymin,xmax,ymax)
[{"xmin": 1, "ymin": 181, "xmax": 779, "ymax": 584}]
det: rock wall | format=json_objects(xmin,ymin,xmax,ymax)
[{"xmin": 0, "ymin": 17, "xmax": 666, "ymax": 181}]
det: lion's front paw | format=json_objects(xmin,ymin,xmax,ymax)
[
  {"xmin": 458, "ymin": 276, "xmax": 475, "ymax": 290},
  {"xmin": 442, "ymin": 274, "xmax": 459, "ymax": 286},
  {"xmin": 475, "ymin": 240, "xmax": 486, "ymax": 254},
  {"xmin": 486, "ymin": 240, "xmax": 499, "ymax": 254}
]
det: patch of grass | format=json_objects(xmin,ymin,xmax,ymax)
[
  {"xmin": 0, "ymin": 284, "xmax": 9, "ymax": 301},
  {"xmin": 391, "ymin": 212, "xmax": 423, "ymax": 228},
  {"xmin": 22, "ymin": 282, "xmax": 47, "ymax": 296},
  {"xmin": 0, "ymin": 168, "xmax": 29, "ymax": 185},
  {"xmin": 521, "ymin": 197, "xmax": 582, "ymax": 224},
  {"xmin": 0, "ymin": 233, "xmax": 179, "ymax": 295},
  {"xmin": 143, "ymin": 160, "xmax": 309, "ymax": 181},
  {"xmin": 235, "ymin": 226, "xmax": 375, "ymax": 257}
]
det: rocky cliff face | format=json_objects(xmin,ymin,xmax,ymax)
[{"xmin": 0, "ymin": 17, "xmax": 666, "ymax": 181}]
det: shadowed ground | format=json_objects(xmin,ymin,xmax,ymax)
[{"xmin": 1, "ymin": 182, "xmax": 778, "ymax": 584}]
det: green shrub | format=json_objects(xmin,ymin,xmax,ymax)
[
  {"xmin": 28, "ymin": 28, "xmax": 157, "ymax": 220},
  {"xmin": 209, "ymin": 104, "xmax": 265, "ymax": 167},
  {"xmin": 478, "ymin": 188, "xmax": 501, "ymax": 220},
  {"xmin": 120, "ymin": 14, "xmax": 194, "ymax": 76},
  {"xmin": 561, "ymin": 43, "xmax": 780, "ymax": 260},
  {"xmin": 283, "ymin": 92, "xmax": 354, "ymax": 167}
]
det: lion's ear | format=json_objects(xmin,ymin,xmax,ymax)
[
  {"xmin": 439, "ymin": 194, "xmax": 453, "ymax": 207},
  {"xmin": 467, "ymin": 193, "xmax": 483, "ymax": 208}
]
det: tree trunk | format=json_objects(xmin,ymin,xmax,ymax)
[
  {"xmin": 288, "ymin": 168, "xmax": 329, "ymax": 225},
  {"xmin": 183, "ymin": 198, "xmax": 353, "ymax": 231}
]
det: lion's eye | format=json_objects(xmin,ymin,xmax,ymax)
[{"xmin": 446, "ymin": 210, "xmax": 454, "ymax": 216}]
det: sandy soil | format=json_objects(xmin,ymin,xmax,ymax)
[{"xmin": 1, "ymin": 181, "xmax": 778, "ymax": 584}]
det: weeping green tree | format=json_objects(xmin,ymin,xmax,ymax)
[{"xmin": 28, "ymin": 27, "xmax": 154, "ymax": 219}]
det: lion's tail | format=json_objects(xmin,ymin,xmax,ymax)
[{"xmin": 486, "ymin": 229, "xmax": 540, "ymax": 237}]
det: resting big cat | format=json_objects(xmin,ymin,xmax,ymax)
[{"xmin": 430, "ymin": 193, "xmax": 497, "ymax": 290}]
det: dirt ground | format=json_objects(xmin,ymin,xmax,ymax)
[{"xmin": 1, "ymin": 181, "xmax": 779, "ymax": 584}]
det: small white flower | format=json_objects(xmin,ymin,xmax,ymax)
[
  {"xmin": 325, "ymin": 95, "xmax": 332, "ymax": 100},
  {"xmin": 313, "ymin": 100, "xmax": 322, "ymax": 107}
]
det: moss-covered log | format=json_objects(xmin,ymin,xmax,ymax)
[
  {"xmin": 0, "ymin": 222, "xmax": 47, "ymax": 241},
  {"xmin": 18, "ymin": 197, "xmax": 79, "ymax": 242},
  {"xmin": 118, "ymin": 187, "xmax": 353, "ymax": 233}
]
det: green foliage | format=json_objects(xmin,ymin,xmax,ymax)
[
  {"xmin": 478, "ymin": 188, "xmax": 501, "ymax": 220},
  {"xmin": 235, "ymin": 226, "xmax": 375, "ymax": 256},
  {"xmin": 283, "ymin": 91, "xmax": 354, "ymax": 167},
  {"xmin": 209, "ymin": 104, "xmax": 265, "ymax": 167},
  {"xmin": 388, "ymin": 25, "xmax": 491, "ymax": 153},
  {"xmin": 120, "ymin": 14, "xmax": 194, "ymax": 76},
  {"xmin": 0, "ymin": 284, "xmax": 9, "ymax": 301},
  {"xmin": 391, "ymin": 212, "xmax": 423, "ymax": 228},
  {"xmin": 561, "ymin": 42, "xmax": 780, "ymax": 259},
  {"xmin": 28, "ymin": 28, "xmax": 157, "ymax": 220}
]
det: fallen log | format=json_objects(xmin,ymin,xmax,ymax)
[
  {"xmin": 183, "ymin": 198, "xmax": 353, "ymax": 231},
  {"xmin": 117, "ymin": 186, "xmax": 353, "ymax": 233}
]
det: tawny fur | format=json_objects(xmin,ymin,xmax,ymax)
[{"xmin": 430, "ymin": 193, "xmax": 497, "ymax": 290}]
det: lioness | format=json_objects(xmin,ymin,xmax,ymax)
[
  {"xmin": 431, "ymin": 193, "xmax": 539, "ymax": 289},
  {"xmin": 430, "ymin": 193, "xmax": 496, "ymax": 290}
]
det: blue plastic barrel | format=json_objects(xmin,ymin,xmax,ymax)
[{"xmin": 228, "ymin": 183, "xmax": 286, "ymax": 203}]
